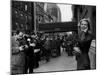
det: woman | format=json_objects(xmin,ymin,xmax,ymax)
[{"xmin": 73, "ymin": 19, "xmax": 93, "ymax": 70}]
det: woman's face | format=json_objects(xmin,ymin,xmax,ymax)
[{"xmin": 80, "ymin": 20, "xmax": 88, "ymax": 32}]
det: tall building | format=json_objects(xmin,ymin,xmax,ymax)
[
  {"xmin": 36, "ymin": 2, "xmax": 45, "ymax": 24},
  {"xmin": 35, "ymin": 2, "xmax": 58, "ymax": 32},
  {"xmin": 46, "ymin": 3, "xmax": 61, "ymax": 22},
  {"xmin": 12, "ymin": 1, "xmax": 57, "ymax": 33},
  {"xmin": 11, "ymin": 1, "xmax": 34, "ymax": 33},
  {"xmin": 36, "ymin": 2, "xmax": 55, "ymax": 24}
]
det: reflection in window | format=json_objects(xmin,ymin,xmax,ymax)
[
  {"xmin": 20, "ymin": 13, "xmax": 23, "ymax": 17},
  {"xmin": 15, "ymin": 10, "xmax": 18, "ymax": 14},
  {"xmin": 21, "ymin": 24, "xmax": 23, "ymax": 28},
  {"xmin": 25, "ymin": 5, "xmax": 27, "ymax": 11},
  {"xmin": 15, "ymin": 22, "xmax": 18, "ymax": 25}
]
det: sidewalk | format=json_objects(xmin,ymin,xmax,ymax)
[{"xmin": 34, "ymin": 52, "xmax": 77, "ymax": 73}]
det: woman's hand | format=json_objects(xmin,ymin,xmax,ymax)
[{"xmin": 73, "ymin": 47, "xmax": 81, "ymax": 54}]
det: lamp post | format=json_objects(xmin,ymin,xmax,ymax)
[{"xmin": 34, "ymin": 2, "xmax": 37, "ymax": 34}]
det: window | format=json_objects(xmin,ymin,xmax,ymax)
[{"xmin": 25, "ymin": 5, "xmax": 27, "ymax": 11}]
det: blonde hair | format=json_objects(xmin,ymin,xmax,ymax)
[
  {"xmin": 78, "ymin": 18, "xmax": 91, "ymax": 30},
  {"xmin": 78, "ymin": 18, "xmax": 92, "ymax": 38}
]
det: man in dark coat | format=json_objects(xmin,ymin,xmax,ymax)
[
  {"xmin": 43, "ymin": 37, "xmax": 51, "ymax": 62},
  {"xmin": 56, "ymin": 37, "xmax": 61, "ymax": 56},
  {"xmin": 33, "ymin": 38, "xmax": 41, "ymax": 68},
  {"xmin": 24, "ymin": 36, "xmax": 35, "ymax": 73}
]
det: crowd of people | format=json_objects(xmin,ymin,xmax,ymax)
[
  {"xmin": 11, "ymin": 30, "xmax": 78, "ymax": 74},
  {"xmin": 11, "ymin": 18, "xmax": 94, "ymax": 74}
]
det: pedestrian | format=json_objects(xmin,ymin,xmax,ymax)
[
  {"xmin": 11, "ymin": 31, "xmax": 19, "ymax": 54},
  {"xmin": 11, "ymin": 31, "xmax": 28, "ymax": 74},
  {"xmin": 56, "ymin": 36, "xmax": 61, "ymax": 56},
  {"xmin": 73, "ymin": 19, "xmax": 93, "ymax": 70},
  {"xmin": 33, "ymin": 38, "xmax": 41, "ymax": 68},
  {"xmin": 43, "ymin": 37, "xmax": 51, "ymax": 62},
  {"xmin": 24, "ymin": 36, "xmax": 36, "ymax": 73}
]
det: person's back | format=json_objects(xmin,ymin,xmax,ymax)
[
  {"xmin": 44, "ymin": 39, "xmax": 51, "ymax": 50},
  {"xmin": 12, "ymin": 35, "xmax": 20, "ymax": 54}
]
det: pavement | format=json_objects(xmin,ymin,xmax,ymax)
[
  {"xmin": 34, "ymin": 52, "xmax": 77, "ymax": 73},
  {"xmin": 11, "ymin": 48, "xmax": 96, "ymax": 74}
]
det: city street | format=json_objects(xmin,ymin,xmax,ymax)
[
  {"xmin": 11, "ymin": 1, "xmax": 96, "ymax": 74},
  {"xmin": 34, "ymin": 52, "xmax": 77, "ymax": 73}
]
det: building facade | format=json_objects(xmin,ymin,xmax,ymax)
[
  {"xmin": 72, "ymin": 5, "xmax": 96, "ymax": 38},
  {"xmin": 35, "ymin": 2, "xmax": 61, "ymax": 32},
  {"xmin": 12, "ymin": 1, "xmax": 34, "ymax": 33},
  {"xmin": 46, "ymin": 3, "xmax": 61, "ymax": 22},
  {"xmin": 12, "ymin": 1, "xmax": 62, "ymax": 33}
]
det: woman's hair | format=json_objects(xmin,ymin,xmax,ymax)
[
  {"xmin": 78, "ymin": 19, "xmax": 92, "ymax": 38},
  {"xmin": 78, "ymin": 18, "xmax": 91, "ymax": 31}
]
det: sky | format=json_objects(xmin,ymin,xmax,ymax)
[{"xmin": 57, "ymin": 4, "xmax": 73, "ymax": 22}]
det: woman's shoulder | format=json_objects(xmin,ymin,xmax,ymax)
[{"xmin": 86, "ymin": 31, "xmax": 94, "ymax": 41}]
